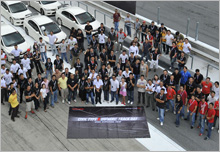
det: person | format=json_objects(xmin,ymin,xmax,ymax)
[
  {"xmin": 194, "ymin": 86, "xmax": 204, "ymax": 120},
  {"xmin": 24, "ymin": 85, "xmax": 35, "ymax": 119},
  {"xmin": 58, "ymin": 73, "xmax": 68, "ymax": 104},
  {"xmin": 165, "ymin": 30, "xmax": 174, "ymax": 54},
  {"xmin": 140, "ymin": 60, "xmax": 149, "ymax": 79},
  {"xmin": 99, "ymin": 48, "xmax": 108, "ymax": 66},
  {"xmin": 134, "ymin": 18, "xmax": 141, "ymax": 39},
  {"xmin": 161, "ymin": 29, "xmax": 167, "ymax": 53},
  {"xmin": 93, "ymin": 75, "xmax": 103, "ymax": 104},
  {"xmin": 88, "ymin": 56, "xmax": 98, "ymax": 72},
  {"xmin": 177, "ymin": 52, "xmax": 186, "ymax": 72},
  {"xmin": 27, "ymin": 77, "xmax": 34, "ymax": 91},
  {"xmin": 68, "ymin": 35, "xmax": 78, "ymax": 61},
  {"xmin": 46, "ymin": 31, "xmax": 58, "ymax": 56},
  {"xmin": 11, "ymin": 44, "xmax": 22, "ymax": 63},
  {"xmin": 49, "ymin": 75, "xmax": 58, "ymax": 108},
  {"xmin": 124, "ymin": 13, "xmax": 131, "ymax": 37},
  {"xmin": 67, "ymin": 74, "xmax": 78, "ymax": 104},
  {"xmin": 71, "ymin": 44, "xmax": 81, "ymax": 70},
  {"xmin": 154, "ymin": 29, "xmax": 162, "ymax": 49},
  {"xmin": 76, "ymin": 29, "xmax": 84, "ymax": 52},
  {"xmin": 108, "ymin": 27, "xmax": 116, "ymax": 42},
  {"xmin": 122, "ymin": 66, "xmax": 131, "ymax": 80},
  {"xmin": 150, "ymin": 47, "xmax": 160, "ymax": 72},
  {"xmin": 119, "ymin": 50, "xmax": 129, "ymax": 71},
  {"xmin": 127, "ymin": 73, "xmax": 135, "ymax": 105},
  {"xmin": 97, "ymin": 23, "xmax": 105, "ymax": 34},
  {"xmin": 167, "ymin": 75, "xmax": 176, "ymax": 90},
  {"xmin": 85, "ymin": 77, "xmax": 94, "ymax": 105},
  {"xmin": 142, "ymin": 39, "xmax": 153, "ymax": 62},
  {"xmin": 98, "ymin": 30, "xmax": 106, "ymax": 52},
  {"xmin": 74, "ymin": 58, "xmax": 83, "ymax": 76},
  {"xmin": 137, "ymin": 75, "xmax": 147, "ymax": 105},
  {"xmin": 99, "ymin": 64, "xmax": 107, "ymax": 80},
  {"xmin": 33, "ymin": 51, "xmax": 44, "ymax": 74},
  {"xmin": 201, "ymin": 77, "xmax": 213, "ymax": 101},
  {"xmin": 41, "ymin": 77, "xmax": 50, "ymax": 109},
  {"xmin": 33, "ymin": 82, "xmax": 40, "ymax": 111},
  {"xmin": 106, "ymin": 64, "xmax": 113, "ymax": 79},
  {"xmin": 1, "ymin": 64, "xmax": 7, "ymax": 75},
  {"xmin": 38, "ymin": 37, "xmax": 47, "ymax": 63},
  {"xmin": 58, "ymin": 39, "xmax": 68, "ymax": 63},
  {"xmin": 169, "ymin": 42, "xmax": 178, "ymax": 69},
  {"xmin": 207, "ymin": 91, "xmax": 217, "ymax": 105},
  {"xmin": 4, "ymin": 69, "xmax": 13, "ymax": 87},
  {"xmin": 69, "ymin": 27, "xmax": 77, "ymax": 38},
  {"xmin": 156, "ymin": 89, "xmax": 166, "ymax": 126},
  {"xmin": 160, "ymin": 70, "xmax": 170, "ymax": 87},
  {"xmin": 174, "ymin": 31, "xmax": 184, "ymax": 42},
  {"xmin": 1, "ymin": 75, "xmax": 7, "ymax": 105},
  {"xmin": 129, "ymin": 42, "xmax": 139, "ymax": 57},
  {"xmin": 85, "ymin": 21, "xmax": 93, "ymax": 44},
  {"xmin": 18, "ymin": 64, "xmax": 28, "ymax": 79},
  {"xmin": 113, "ymin": 9, "xmax": 121, "ymax": 32},
  {"xmin": 198, "ymin": 96, "xmax": 208, "ymax": 136},
  {"xmin": 132, "ymin": 59, "xmax": 141, "ymax": 84},
  {"xmin": 204, "ymin": 103, "xmax": 216, "ymax": 140},
  {"xmin": 184, "ymin": 77, "xmax": 196, "ymax": 100},
  {"xmin": 90, "ymin": 35, "xmax": 99, "ymax": 59},
  {"xmin": 140, "ymin": 21, "xmax": 148, "ymax": 43},
  {"xmin": 166, "ymin": 85, "xmax": 176, "ymax": 113},
  {"xmin": 158, "ymin": 23, "xmax": 167, "ymax": 34},
  {"xmin": 105, "ymin": 37, "xmax": 114, "ymax": 55},
  {"xmin": 54, "ymin": 55, "xmax": 64, "ymax": 72},
  {"xmin": 108, "ymin": 50, "xmax": 116, "ymax": 68},
  {"xmin": 148, "ymin": 21, "xmax": 157, "ymax": 36},
  {"xmin": 10, "ymin": 59, "xmax": 20, "ymax": 80},
  {"xmin": 213, "ymin": 100, "xmax": 219, "ymax": 131},
  {"xmin": 21, "ymin": 54, "xmax": 31, "ymax": 78},
  {"xmin": 17, "ymin": 74, "xmax": 27, "ymax": 103},
  {"xmin": 40, "ymin": 84, "xmax": 48, "ymax": 112},
  {"xmin": 185, "ymin": 95, "xmax": 198, "ymax": 129},
  {"xmin": 175, "ymin": 94, "xmax": 183, "ymax": 127},
  {"xmin": 119, "ymin": 77, "xmax": 127, "ymax": 105},
  {"xmin": 78, "ymin": 76, "xmax": 86, "ymax": 102},
  {"xmin": 180, "ymin": 66, "xmax": 191, "ymax": 86},
  {"xmin": 213, "ymin": 81, "xmax": 219, "ymax": 100},
  {"xmin": 8, "ymin": 88, "xmax": 20, "ymax": 121},
  {"xmin": 103, "ymin": 75, "xmax": 110, "ymax": 103},
  {"xmin": 110, "ymin": 75, "xmax": 119, "ymax": 105},
  {"xmin": 1, "ymin": 49, "xmax": 6, "ymax": 65},
  {"xmin": 45, "ymin": 58, "xmax": 53, "ymax": 79},
  {"xmin": 194, "ymin": 69, "xmax": 204, "ymax": 85},
  {"xmin": 183, "ymin": 38, "xmax": 191, "ymax": 57},
  {"xmin": 177, "ymin": 39, "xmax": 184, "ymax": 53},
  {"xmin": 117, "ymin": 28, "xmax": 127, "ymax": 52},
  {"xmin": 145, "ymin": 79, "xmax": 155, "ymax": 109}
]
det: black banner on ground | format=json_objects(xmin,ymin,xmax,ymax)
[
  {"xmin": 105, "ymin": 1, "xmax": 136, "ymax": 15},
  {"xmin": 67, "ymin": 106, "xmax": 150, "ymax": 138}
]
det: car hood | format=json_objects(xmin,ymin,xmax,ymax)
[
  {"xmin": 5, "ymin": 41, "xmax": 30, "ymax": 54},
  {"xmin": 11, "ymin": 9, "xmax": 32, "ymax": 19},
  {"xmin": 41, "ymin": 2, "xmax": 61, "ymax": 10},
  {"xmin": 43, "ymin": 31, "xmax": 67, "ymax": 43}
]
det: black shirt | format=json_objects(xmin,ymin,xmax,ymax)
[
  {"xmin": 88, "ymin": 60, "xmax": 98, "ymax": 70},
  {"xmin": 148, "ymin": 25, "xmax": 157, "ymax": 36},
  {"xmin": 177, "ymin": 56, "xmax": 186, "ymax": 67},
  {"xmin": 90, "ymin": 39, "xmax": 98, "ymax": 49},
  {"xmin": 154, "ymin": 33, "xmax": 161, "ymax": 43},
  {"xmin": 156, "ymin": 93, "xmax": 166, "ymax": 109},
  {"xmin": 99, "ymin": 68, "xmax": 108, "ymax": 79},
  {"xmin": 18, "ymin": 78, "xmax": 27, "ymax": 89},
  {"xmin": 185, "ymin": 81, "xmax": 197, "ymax": 96},
  {"xmin": 151, "ymin": 50, "xmax": 160, "ymax": 60},
  {"xmin": 194, "ymin": 73, "xmax": 204, "ymax": 85},
  {"xmin": 113, "ymin": 66, "xmax": 121, "ymax": 76},
  {"xmin": 141, "ymin": 24, "xmax": 148, "ymax": 32},
  {"xmin": 98, "ymin": 26, "xmax": 105, "ymax": 34},
  {"xmin": 100, "ymin": 52, "xmax": 107, "ymax": 63},
  {"xmin": 88, "ymin": 51, "xmax": 97, "ymax": 59},
  {"xmin": 129, "ymin": 56, "xmax": 136, "ymax": 66},
  {"xmin": 67, "ymin": 78, "xmax": 78, "ymax": 90},
  {"xmin": 85, "ymin": 81, "xmax": 93, "ymax": 93},
  {"xmin": 160, "ymin": 74, "xmax": 170, "ymax": 86},
  {"xmin": 25, "ymin": 90, "xmax": 33, "ymax": 102},
  {"xmin": 54, "ymin": 59, "xmax": 63, "ymax": 70},
  {"xmin": 106, "ymin": 41, "xmax": 114, "ymax": 54},
  {"xmin": 126, "ymin": 78, "xmax": 135, "ymax": 91},
  {"xmin": 85, "ymin": 25, "xmax": 93, "ymax": 35},
  {"xmin": 62, "ymin": 72, "xmax": 71, "ymax": 79},
  {"xmin": 74, "ymin": 62, "xmax": 83, "ymax": 75},
  {"xmin": 35, "ymin": 78, "xmax": 43, "ymax": 88},
  {"xmin": 81, "ymin": 73, "xmax": 89, "ymax": 80},
  {"xmin": 49, "ymin": 80, "xmax": 58, "ymax": 92},
  {"xmin": 76, "ymin": 33, "xmax": 84, "ymax": 43},
  {"xmin": 175, "ymin": 99, "xmax": 183, "ymax": 111},
  {"xmin": 132, "ymin": 63, "xmax": 140, "ymax": 75},
  {"xmin": 194, "ymin": 91, "xmax": 204, "ymax": 102},
  {"xmin": 33, "ymin": 87, "xmax": 40, "ymax": 97},
  {"xmin": 172, "ymin": 72, "xmax": 181, "ymax": 84},
  {"xmin": 27, "ymin": 82, "xmax": 34, "ymax": 91},
  {"xmin": 103, "ymin": 79, "xmax": 110, "ymax": 91},
  {"xmin": 158, "ymin": 27, "xmax": 167, "ymax": 33},
  {"xmin": 79, "ymin": 80, "xmax": 85, "ymax": 90},
  {"xmin": 143, "ymin": 42, "xmax": 152, "ymax": 54},
  {"xmin": 170, "ymin": 47, "xmax": 179, "ymax": 58},
  {"xmin": 45, "ymin": 61, "xmax": 53, "ymax": 70},
  {"xmin": 167, "ymin": 79, "xmax": 176, "ymax": 87},
  {"xmin": 71, "ymin": 47, "xmax": 80, "ymax": 57},
  {"xmin": 108, "ymin": 54, "xmax": 116, "ymax": 67}
]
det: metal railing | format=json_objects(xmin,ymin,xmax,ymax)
[
  {"xmin": 206, "ymin": 64, "xmax": 219, "ymax": 77},
  {"xmin": 94, "ymin": 9, "xmax": 113, "ymax": 25}
]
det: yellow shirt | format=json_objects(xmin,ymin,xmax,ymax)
[
  {"xmin": 8, "ymin": 94, "xmax": 19, "ymax": 108},
  {"xmin": 161, "ymin": 33, "xmax": 166, "ymax": 42},
  {"xmin": 58, "ymin": 77, "xmax": 68, "ymax": 89},
  {"xmin": 177, "ymin": 42, "xmax": 184, "ymax": 51}
]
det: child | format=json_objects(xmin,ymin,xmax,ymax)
[
  {"xmin": 40, "ymin": 84, "xmax": 48, "ymax": 112},
  {"xmin": 120, "ymin": 77, "xmax": 127, "ymax": 105}
]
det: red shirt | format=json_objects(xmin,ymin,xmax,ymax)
[
  {"xmin": 207, "ymin": 108, "xmax": 216, "ymax": 123},
  {"xmin": 177, "ymin": 90, "xmax": 188, "ymax": 105},
  {"xmin": 146, "ymin": 35, "xmax": 154, "ymax": 45},
  {"xmin": 166, "ymin": 88, "xmax": 176, "ymax": 100},
  {"xmin": 201, "ymin": 81, "xmax": 212, "ymax": 95},
  {"xmin": 188, "ymin": 99, "xmax": 198, "ymax": 113},
  {"xmin": 113, "ymin": 13, "xmax": 120, "ymax": 22},
  {"xmin": 214, "ymin": 100, "xmax": 219, "ymax": 117},
  {"xmin": 199, "ymin": 101, "xmax": 208, "ymax": 115}
]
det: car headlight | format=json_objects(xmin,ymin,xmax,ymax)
[
  {"xmin": 44, "ymin": 8, "xmax": 52, "ymax": 11},
  {"xmin": 13, "ymin": 17, "xmax": 21, "ymax": 20}
]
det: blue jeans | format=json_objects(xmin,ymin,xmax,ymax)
[
  {"xmin": 127, "ymin": 90, "xmax": 134, "ymax": 102},
  {"xmin": 114, "ymin": 22, "xmax": 119, "ymax": 32},
  {"xmin": 134, "ymin": 74, "xmax": 140, "ymax": 85},
  {"xmin": 207, "ymin": 122, "xmax": 213, "ymax": 138},
  {"xmin": 166, "ymin": 99, "xmax": 174, "ymax": 112},
  {"xmin": 50, "ymin": 44, "xmax": 58, "ymax": 55},
  {"xmin": 86, "ymin": 92, "xmax": 94, "ymax": 104},
  {"xmin": 170, "ymin": 57, "xmax": 176, "ymax": 69},
  {"xmin": 176, "ymin": 109, "xmax": 181, "ymax": 126},
  {"xmin": 125, "ymin": 25, "xmax": 131, "ymax": 36},
  {"xmin": 187, "ymin": 111, "xmax": 196, "ymax": 127},
  {"xmin": 93, "ymin": 48, "xmax": 99, "ymax": 59},
  {"xmin": 199, "ymin": 113, "xmax": 205, "ymax": 134},
  {"xmin": 46, "ymin": 69, "xmax": 52, "ymax": 79},
  {"xmin": 61, "ymin": 52, "xmax": 68, "ymax": 62},
  {"xmin": 111, "ymin": 91, "xmax": 119, "ymax": 103},
  {"xmin": 141, "ymin": 52, "xmax": 150, "ymax": 62},
  {"xmin": 86, "ymin": 34, "xmax": 92, "ymax": 44},
  {"xmin": 157, "ymin": 107, "xmax": 165, "ymax": 123},
  {"xmin": 51, "ymin": 90, "xmax": 58, "ymax": 106},
  {"xmin": 41, "ymin": 52, "xmax": 47, "ymax": 62},
  {"xmin": 104, "ymin": 90, "xmax": 109, "ymax": 101},
  {"xmin": 180, "ymin": 105, "xmax": 185, "ymax": 118},
  {"xmin": 68, "ymin": 89, "xmax": 76, "ymax": 101},
  {"xmin": 178, "ymin": 65, "xmax": 184, "ymax": 72}
]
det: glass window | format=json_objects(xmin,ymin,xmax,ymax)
[
  {"xmin": 75, "ymin": 12, "xmax": 95, "ymax": 25},
  {"xmin": 40, "ymin": 22, "xmax": 61, "ymax": 35},
  {"xmin": 2, "ymin": 32, "xmax": 25, "ymax": 47},
  {"xmin": 41, "ymin": 1, "xmax": 56, "ymax": 5},
  {"xmin": 9, "ymin": 2, "xmax": 27, "ymax": 13}
]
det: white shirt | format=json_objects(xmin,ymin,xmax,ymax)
[
  {"xmin": 68, "ymin": 38, "xmax": 77, "ymax": 50},
  {"xmin": 165, "ymin": 34, "xmax": 174, "ymax": 46},
  {"xmin": 89, "ymin": 73, "xmax": 98, "ymax": 80},
  {"xmin": 40, "ymin": 88, "xmax": 47, "ymax": 98},
  {"xmin": 129, "ymin": 45, "xmax": 139, "ymax": 56},
  {"xmin": 212, "ymin": 86, "xmax": 219, "ymax": 100},
  {"xmin": 207, "ymin": 95, "xmax": 217, "ymax": 105},
  {"xmin": 98, "ymin": 34, "xmax": 106, "ymax": 44},
  {"xmin": 1, "ymin": 78, "xmax": 6, "ymax": 88},
  {"xmin": 137, "ymin": 79, "xmax": 147, "ymax": 92},
  {"xmin": 11, "ymin": 49, "xmax": 22, "ymax": 57},
  {"xmin": 119, "ymin": 54, "xmax": 128, "ymax": 63},
  {"xmin": 1, "ymin": 68, "xmax": 7, "ymax": 75},
  {"xmin": 59, "ymin": 43, "xmax": 68, "ymax": 53},
  {"xmin": 3, "ymin": 73, "xmax": 13, "ymax": 85},
  {"xmin": 106, "ymin": 67, "xmax": 113, "ymax": 77},
  {"xmin": 48, "ymin": 34, "xmax": 57, "ymax": 45},
  {"xmin": 110, "ymin": 79, "xmax": 119, "ymax": 92},
  {"xmin": 1, "ymin": 53, "xmax": 6, "ymax": 65},
  {"xmin": 120, "ymin": 82, "xmax": 127, "ymax": 92},
  {"xmin": 21, "ymin": 58, "xmax": 31, "ymax": 70},
  {"xmin": 93, "ymin": 79, "xmax": 103, "ymax": 89},
  {"xmin": 18, "ymin": 67, "xmax": 28, "ymax": 78},
  {"xmin": 145, "ymin": 83, "xmax": 155, "ymax": 94},
  {"xmin": 38, "ymin": 41, "xmax": 46, "ymax": 52},
  {"xmin": 122, "ymin": 71, "xmax": 131, "ymax": 78},
  {"xmin": 124, "ymin": 17, "xmax": 131, "ymax": 26},
  {"xmin": 155, "ymin": 86, "xmax": 167, "ymax": 94},
  {"xmin": 183, "ymin": 42, "xmax": 191, "ymax": 54},
  {"xmin": 10, "ymin": 63, "xmax": 21, "ymax": 73}
]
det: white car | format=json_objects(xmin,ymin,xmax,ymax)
[
  {"xmin": 1, "ymin": 22, "xmax": 31, "ymax": 62},
  {"xmin": 55, "ymin": 6, "xmax": 100, "ymax": 35},
  {"xmin": 23, "ymin": 13, "xmax": 67, "ymax": 50},
  {"xmin": 1, "ymin": 1, "xmax": 32, "ymax": 26},
  {"xmin": 28, "ymin": 1, "xmax": 61, "ymax": 16}
]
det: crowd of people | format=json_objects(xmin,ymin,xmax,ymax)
[{"xmin": 1, "ymin": 12, "xmax": 219, "ymax": 141}]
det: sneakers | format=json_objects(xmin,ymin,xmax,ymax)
[
  {"xmin": 191, "ymin": 126, "xmax": 194, "ymax": 129},
  {"xmin": 199, "ymin": 133, "xmax": 202, "ymax": 136},
  {"xmin": 31, "ymin": 111, "xmax": 35, "ymax": 114},
  {"xmin": 11, "ymin": 118, "xmax": 15, "ymax": 122},
  {"xmin": 197, "ymin": 126, "xmax": 201, "ymax": 129},
  {"xmin": 85, "ymin": 102, "xmax": 88, "ymax": 105},
  {"xmin": 127, "ymin": 100, "xmax": 130, "ymax": 104},
  {"xmin": 68, "ymin": 101, "xmax": 71, "ymax": 105},
  {"xmin": 25, "ymin": 114, "xmax": 27, "ymax": 119},
  {"xmin": 157, "ymin": 118, "xmax": 160, "ymax": 120},
  {"xmin": 204, "ymin": 137, "xmax": 209, "ymax": 140},
  {"xmin": 15, "ymin": 115, "xmax": 20, "ymax": 118},
  {"xmin": 62, "ymin": 100, "xmax": 64, "ymax": 103},
  {"xmin": 74, "ymin": 99, "xmax": 76, "ymax": 102},
  {"xmin": 160, "ymin": 122, "xmax": 163, "ymax": 126},
  {"xmin": 173, "ymin": 111, "xmax": 176, "ymax": 115},
  {"xmin": 165, "ymin": 109, "xmax": 169, "ymax": 112},
  {"xmin": 211, "ymin": 127, "xmax": 214, "ymax": 130}
]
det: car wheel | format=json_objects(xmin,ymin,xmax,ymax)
[
  {"xmin": 10, "ymin": 18, "xmax": 14, "ymax": 25},
  {"xmin": 25, "ymin": 27, "xmax": 29, "ymax": 35},
  {"xmin": 57, "ymin": 18, "xmax": 63, "ymax": 26},
  {"xmin": 40, "ymin": 9, "xmax": 45, "ymax": 15}
]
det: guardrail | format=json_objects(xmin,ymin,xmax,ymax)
[{"xmin": 206, "ymin": 64, "xmax": 219, "ymax": 78}]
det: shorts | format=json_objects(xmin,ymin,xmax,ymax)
[{"xmin": 26, "ymin": 101, "xmax": 35, "ymax": 112}]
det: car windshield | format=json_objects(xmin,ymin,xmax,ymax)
[
  {"xmin": 41, "ymin": 1, "xmax": 56, "ymax": 5},
  {"xmin": 9, "ymin": 2, "xmax": 27, "ymax": 13},
  {"xmin": 2, "ymin": 32, "xmax": 25, "ymax": 47},
  {"xmin": 75, "ymin": 12, "xmax": 95, "ymax": 25},
  {"xmin": 40, "ymin": 22, "xmax": 61, "ymax": 35}
]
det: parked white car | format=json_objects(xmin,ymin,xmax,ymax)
[
  {"xmin": 1, "ymin": 22, "xmax": 31, "ymax": 62},
  {"xmin": 28, "ymin": 1, "xmax": 61, "ymax": 16},
  {"xmin": 23, "ymin": 13, "xmax": 67, "ymax": 50},
  {"xmin": 1, "ymin": 1, "xmax": 32, "ymax": 26},
  {"xmin": 55, "ymin": 6, "xmax": 100, "ymax": 35}
]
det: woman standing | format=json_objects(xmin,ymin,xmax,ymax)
[
  {"xmin": 120, "ymin": 78, "xmax": 127, "ymax": 105},
  {"xmin": 8, "ymin": 88, "xmax": 20, "ymax": 122},
  {"xmin": 33, "ymin": 82, "xmax": 40, "ymax": 111},
  {"xmin": 78, "ymin": 76, "xmax": 86, "ymax": 102},
  {"xmin": 175, "ymin": 94, "xmax": 183, "ymax": 127},
  {"xmin": 40, "ymin": 84, "xmax": 48, "ymax": 112}
]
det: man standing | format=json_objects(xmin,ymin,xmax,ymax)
[
  {"xmin": 98, "ymin": 31, "xmax": 106, "ymax": 52},
  {"xmin": 17, "ymin": 74, "xmax": 27, "ymax": 103},
  {"xmin": 113, "ymin": 9, "xmax": 121, "ymax": 32},
  {"xmin": 85, "ymin": 21, "xmax": 93, "ymax": 45},
  {"xmin": 134, "ymin": 18, "xmax": 141, "ymax": 39},
  {"xmin": 201, "ymin": 77, "xmax": 213, "ymax": 101},
  {"xmin": 146, "ymin": 79, "xmax": 155, "ymax": 109},
  {"xmin": 70, "ymin": 44, "xmax": 81, "ymax": 70},
  {"xmin": 93, "ymin": 75, "xmax": 103, "ymax": 104},
  {"xmin": 108, "ymin": 27, "xmax": 116, "ymax": 42},
  {"xmin": 58, "ymin": 73, "xmax": 68, "ymax": 104},
  {"xmin": 85, "ymin": 77, "xmax": 94, "ymax": 105},
  {"xmin": 148, "ymin": 21, "xmax": 157, "ymax": 36},
  {"xmin": 169, "ymin": 42, "xmax": 178, "ymax": 70},
  {"xmin": 204, "ymin": 103, "xmax": 216, "ymax": 140},
  {"xmin": 38, "ymin": 37, "xmax": 47, "ymax": 62},
  {"xmin": 142, "ymin": 39, "xmax": 152, "ymax": 62},
  {"xmin": 183, "ymin": 38, "xmax": 191, "ymax": 57},
  {"xmin": 47, "ymin": 31, "xmax": 58, "ymax": 56},
  {"xmin": 127, "ymin": 73, "xmax": 135, "ymax": 105},
  {"xmin": 58, "ymin": 39, "xmax": 68, "ymax": 63},
  {"xmin": 180, "ymin": 66, "xmax": 191, "ymax": 87},
  {"xmin": 11, "ymin": 44, "xmax": 22, "ymax": 63},
  {"xmin": 24, "ymin": 85, "xmax": 35, "ymax": 119},
  {"xmin": 185, "ymin": 95, "xmax": 198, "ymax": 129},
  {"xmin": 49, "ymin": 75, "xmax": 58, "ymax": 108},
  {"xmin": 67, "ymin": 74, "xmax": 78, "ymax": 104},
  {"xmin": 137, "ymin": 75, "xmax": 147, "ymax": 105},
  {"xmin": 177, "ymin": 52, "xmax": 186, "ymax": 71},
  {"xmin": 110, "ymin": 75, "xmax": 119, "ymax": 105},
  {"xmin": 132, "ymin": 59, "xmax": 141, "ymax": 84},
  {"xmin": 1, "ymin": 75, "xmax": 7, "ymax": 105},
  {"xmin": 21, "ymin": 54, "xmax": 31, "ymax": 78},
  {"xmin": 54, "ymin": 55, "xmax": 64, "ymax": 72},
  {"xmin": 198, "ymin": 97, "xmax": 208, "ymax": 136},
  {"xmin": 68, "ymin": 35, "xmax": 77, "ymax": 61},
  {"xmin": 74, "ymin": 58, "xmax": 84, "ymax": 76},
  {"xmin": 165, "ymin": 30, "xmax": 174, "ymax": 54},
  {"xmin": 166, "ymin": 85, "xmax": 176, "ymax": 113},
  {"xmin": 105, "ymin": 37, "xmax": 114, "ymax": 55},
  {"xmin": 124, "ymin": 13, "xmax": 131, "ymax": 37},
  {"xmin": 140, "ymin": 21, "xmax": 148, "ymax": 43},
  {"xmin": 156, "ymin": 89, "xmax": 166, "ymax": 126},
  {"xmin": 119, "ymin": 50, "xmax": 129, "ymax": 71},
  {"xmin": 8, "ymin": 89, "xmax": 20, "ymax": 121},
  {"xmin": 194, "ymin": 69, "xmax": 204, "ymax": 85},
  {"xmin": 117, "ymin": 28, "xmax": 127, "ymax": 52},
  {"xmin": 10, "ymin": 59, "xmax": 20, "ymax": 80},
  {"xmin": 129, "ymin": 42, "xmax": 139, "ymax": 58}
]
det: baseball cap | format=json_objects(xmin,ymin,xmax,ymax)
[
  {"xmin": 27, "ymin": 48, "xmax": 31, "ymax": 52},
  {"xmin": 88, "ymin": 77, "xmax": 91, "ymax": 79},
  {"xmin": 143, "ymin": 21, "xmax": 146, "ymax": 23}
]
